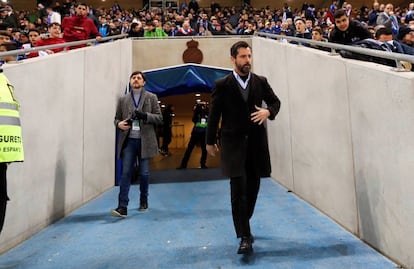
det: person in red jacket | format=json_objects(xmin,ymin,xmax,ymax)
[
  {"xmin": 61, "ymin": 2, "xmax": 102, "ymax": 49},
  {"xmin": 28, "ymin": 23, "xmax": 66, "ymax": 58}
]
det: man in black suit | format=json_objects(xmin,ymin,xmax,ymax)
[{"xmin": 206, "ymin": 41, "xmax": 281, "ymax": 254}]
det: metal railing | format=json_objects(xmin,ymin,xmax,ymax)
[
  {"xmin": 255, "ymin": 32, "xmax": 414, "ymax": 71},
  {"xmin": 0, "ymin": 33, "xmax": 128, "ymax": 59},
  {"xmin": 2, "ymin": 33, "xmax": 413, "ymax": 72}
]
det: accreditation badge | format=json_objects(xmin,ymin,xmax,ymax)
[{"xmin": 132, "ymin": 120, "xmax": 140, "ymax": 131}]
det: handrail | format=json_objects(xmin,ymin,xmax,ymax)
[
  {"xmin": 0, "ymin": 33, "xmax": 128, "ymax": 58},
  {"xmin": 2, "ymin": 33, "xmax": 413, "ymax": 71},
  {"xmin": 255, "ymin": 32, "xmax": 414, "ymax": 70}
]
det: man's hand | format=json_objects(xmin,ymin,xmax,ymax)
[
  {"xmin": 251, "ymin": 105, "xmax": 270, "ymax": 125},
  {"xmin": 207, "ymin": 144, "xmax": 219, "ymax": 157},
  {"xmin": 96, "ymin": 36, "xmax": 103, "ymax": 42},
  {"xmin": 118, "ymin": 120, "xmax": 131, "ymax": 131}
]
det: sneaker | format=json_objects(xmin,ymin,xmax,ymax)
[
  {"xmin": 200, "ymin": 165, "xmax": 208, "ymax": 169},
  {"xmin": 111, "ymin": 207, "xmax": 127, "ymax": 218},
  {"xmin": 138, "ymin": 202, "xmax": 148, "ymax": 211}
]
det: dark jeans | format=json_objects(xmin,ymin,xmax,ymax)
[
  {"xmin": 161, "ymin": 128, "xmax": 172, "ymax": 152},
  {"xmin": 119, "ymin": 138, "xmax": 149, "ymax": 208},
  {"xmin": 0, "ymin": 163, "xmax": 8, "ymax": 234},
  {"xmin": 180, "ymin": 131, "xmax": 207, "ymax": 167},
  {"xmin": 230, "ymin": 168, "xmax": 260, "ymax": 238}
]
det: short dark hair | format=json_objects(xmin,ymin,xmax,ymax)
[
  {"xmin": 230, "ymin": 41, "xmax": 250, "ymax": 58},
  {"xmin": 334, "ymin": 9, "xmax": 346, "ymax": 19},
  {"xmin": 130, "ymin": 71, "xmax": 146, "ymax": 81},
  {"xmin": 48, "ymin": 22, "xmax": 61, "ymax": 29},
  {"xmin": 375, "ymin": 27, "xmax": 392, "ymax": 39},
  {"xmin": 312, "ymin": 26, "xmax": 323, "ymax": 35},
  {"xmin": 1, "ymin": 42, "xmax": 17, "ymax": 51}
]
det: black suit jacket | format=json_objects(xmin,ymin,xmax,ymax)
[{"xmin": 206, "ymin": 72, "xmax": 281, "ymax": 177}]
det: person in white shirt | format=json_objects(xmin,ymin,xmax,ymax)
[{"xmin": 46, "ymin": 6, "xmax": 61, "ymax": 25}]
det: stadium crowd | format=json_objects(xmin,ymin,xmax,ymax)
[{"xmin": 0, "ymin": 0, "xmax": 412, "ymax": 65}]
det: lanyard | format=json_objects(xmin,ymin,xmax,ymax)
[{"xmin": 131, "ymin": 91, "xmax": 142, "ymax": 109}]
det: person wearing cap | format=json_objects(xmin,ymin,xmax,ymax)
[
  {"xmin": 397, "ymin": 26, "xmax": 414, "ymax": 47},
  {"xmin": 259, "ymin": 21, "xmax": 273, "ymax": 34}
]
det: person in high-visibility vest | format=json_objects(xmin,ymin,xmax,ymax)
[
  {"xmin": 176, "ymin": 102, "xmax": 209, "ymax": 169},
  {"xmin": 0, "ymin": 69, "xmax": 24, "ymax": 234}
]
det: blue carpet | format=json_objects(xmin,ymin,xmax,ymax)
[{"xmin": 0, "ymin": 178, "xmax": 395, "ymax": 269}]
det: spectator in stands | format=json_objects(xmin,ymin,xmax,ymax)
[
  {"xmin": 144, "ymin": 20, "xmax": 167, "ymax": 37},
  {"xmin": 243, "ymin": 21, "xmax": 255, "ymax": 35},
  {"xmin": 329, "ymin": 9, "xmax": 372, "ymax": 44},
  {"xmin": 46, "ymin": 6, "xmax": 61, "ymax": 25},
  {"xmin": 0, "ymin": 8, "xmax": 16, "ymax": 29},
  {"xmin": 27, "ymin": 29, "xmax": 40, "ymax": 47},
  {"xmin": 397, "ymin": 26, "xmax": 414, "ymax": 47},
  {"xmin": 196, "ymin": 24, "xmax": 211, "ymax": 36},
  {"xmin": 120, "ymin": 20, "xmax": 130, "ymax": 34},
  {"xmin": 61, "ymin": 2, "xmax": 102, "ymax": 49},
  {"xmin": 109, "ymin": 21, "xmax": 121, "ymax": 36},
  {"xmin": 163, "ymin": 21, "xmax": 176, "ymax": 36},
  {"xmin": 29, "ymin": 22, "xmax": 66, "ymax": 58},
  {"xmin": 311, "ymin": 26, "xmax": 331, "ymax": 51},
  {"xmin": 376, "ymin": 3, "xmax": 399, "ymax": 36},
  {"xmin": 0, "ymin": 42, "xmax": 17, "ymax": 63},
  {"xmin": 406, "ymin": 3, "xmax": 414, "ymax": 24},
  {"xmin": 188, "ymin": 0, "xmax": 199, "ymax": 13},
  {"xmin": 305, "ymin": 19, "xmax": 314, "ymax": 32},
  {"xmin": 1, "ymin": 4, "xmax": 17, "ymax": 29},
  {"xmin": 128, "ymin": 22, "xmax": 143, "ymax": 37},
  {"xmin": 176, "ymin": 21, "xmax": 195, "ymax": 36},
  {"xmin": 0, "ymin": 30, "xmax": 11, "ymax": 44},
  {"xmin": 212, "ymin": 23, "xmax": 227, "ymax": 35},
  {"xmin": 293, "ymin": 17, "xmax": 312, "ymax": 45},
  {"xmin": 375, "ymin": 26, "xmax": 414, "ymax": 55},
  {"xmin": 196, "ymin": 13, "xmax": 212, "ymax": 33},
  {"xmin": 259, "ymin": 21, "xmax": 272, "ymax": 34},
  {"xmin": 368, "ymin": 2, "xmax": 380, "ymax": 26},
  {"xmin": 97, "ymin": 16, "xmax": 111, "ymax": 38},
  {"xmin": 344, "ymin": 3, "xmax": 353, "ymax": 18}
]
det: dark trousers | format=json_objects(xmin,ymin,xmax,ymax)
[
  {"xmin": 0, "ymin": 163, "xmax": 8, "ymax": 234},
  {"xmin": 161, "ymin": 128, "xmax": 172, "ymax": 152},
  {"xmin": 180, "ymin": 132, "xmax": 207, "ymax": 167},
  {"xmin": 230, "ymin": 168, "xmax": 260, "ymax": 238}
]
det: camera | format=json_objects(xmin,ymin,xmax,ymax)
[{"xmin": 126, "ymin": 110, "xmax": 147, "ymax": 125}]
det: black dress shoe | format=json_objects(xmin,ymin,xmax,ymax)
[
  {"xmin": 249, "ymin": 234, "xmax": 254, "ymax": 243},
  {"xmin": 237, "ymin": 236, "xmax": 253, "ymax": 254}
]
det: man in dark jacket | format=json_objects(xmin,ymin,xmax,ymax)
[
  {"xmin": 206, "ymin": 41, "xmax": 281, "ymax": 255},
  {"xmin": 329, "ymin": 9, "xmax": 371, "ymax": 45}
]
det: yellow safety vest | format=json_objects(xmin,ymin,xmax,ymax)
[{"xmin": 0, "ymin": 72, "xmax": 24, "ymax": 163}]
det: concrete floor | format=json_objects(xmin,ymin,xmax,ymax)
[{"xmin": 0, "ymin": 159, "xmax": 396, "ymax": 269}]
